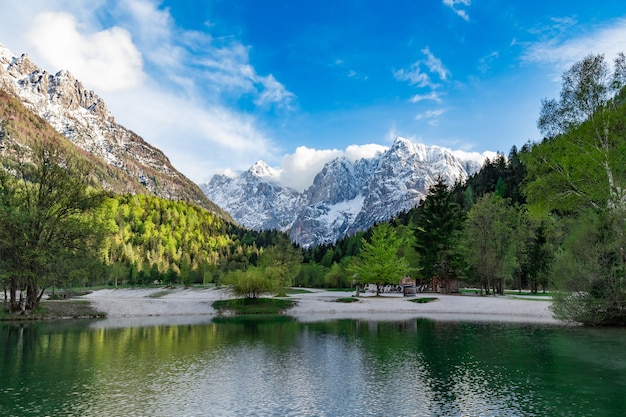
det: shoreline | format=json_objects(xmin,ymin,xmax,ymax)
[{"xmin": 80, "ymin": 287, "xmax": 563, "ymax": 325}]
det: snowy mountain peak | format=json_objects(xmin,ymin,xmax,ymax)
[
  {"xmin": 0, "ymin": 44, "xmax": 12, "ymax": 63},
  {"xmin": 203, "ymin": 138, "xmax": 484, "ymax": 247},
  {"xmin": 247, "ymin": 160, "xmax": 279, "ymax": 180}
]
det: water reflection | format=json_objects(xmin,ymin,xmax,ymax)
[{"xmin": 1, "ymin": 318, "xmax": 625, "ymax": 416}]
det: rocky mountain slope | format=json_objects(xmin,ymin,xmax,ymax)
[
  {"xmin": 0, "ymin": 43, "xmax": 230, "ymax": 220},
  {"xmin": 203, "ymin": 137, "xmax": 482, "ymax": 247}
]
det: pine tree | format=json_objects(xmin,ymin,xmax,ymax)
[{"xmin": 413, "ymin": 177, "xmax": 465, "ymax": 293}]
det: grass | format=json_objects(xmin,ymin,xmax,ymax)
[
  {"xmin": 408, "ymin": 297, "xmax": 439, "ymax": 304},
  {"xmin": 286, "ymin": 288, "xmax": 314, "ymax": 294},
  {"xmin": 336, "ymin": 297, "xmax": 359, "ymax": 303},
  {"xmin": 212, "ymin": 297, "xmax": 297, "ymax": 315},
  {"xmin": 0, "ymin": 299, "xmax": 106, "ymax": 321}
]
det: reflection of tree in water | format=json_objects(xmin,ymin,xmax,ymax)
[{"xmin": 1, "ymin": 319, "xmax": 624, "ymax": 416}]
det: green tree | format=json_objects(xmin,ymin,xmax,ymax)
[
  {"xmin": 549, "ymin": 209, "xmax": 626, "ymax": 325},
  {"xmin": 414, "ymin": 178, "xmax": 465, "ymax": 293},
  {"xmin": 0, "ymin": 142, "xmax": 109, "ymax": 312},
  {"xmin": 526, "ymin": 53, "xmax": 626, "ymax": 212},
  {"xmin": 463, "ymin": 194, "xmax": 516, "ymax": 295},
  {"xmin": 324, "ymin": 262, "xmax": 347, "ymax": 288},
  {"xmin": 257, "ymin": 235, "xmax": 303, "ymax": 296},
  {"xmin": 347, "ymin": 223, "xmax": 408, "ymax": 296},
  {"xmin": 524, "ymin": 53, "xmax": 626, "ymax": 324},
  {"xmin": 222, "ymin": 267, "xmax": 276, "ymax": 299},
  {"xmin": 526, "ymin": 216, "xmax": 555, "ymax": 294},
  {"xmin": 295, "ymin": 262, "xmax": 328, "ymax": 287}
]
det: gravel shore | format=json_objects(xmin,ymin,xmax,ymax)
[{"xmin": 82, "ymin": 287, "xmax": 561, "ymax": 325}]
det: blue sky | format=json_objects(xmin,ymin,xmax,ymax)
[{"xmin": 0, "ymin": 1, "xmax": 625, "ymax": 190}]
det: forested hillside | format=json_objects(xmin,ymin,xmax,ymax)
[{"xmin": 100, "ymin": 194, "xmax": 272, "ymax": 287}]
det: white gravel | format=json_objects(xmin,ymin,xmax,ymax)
[{"xmin": 81, "ymin": 287, "xmax": 562, "ymax": 325}]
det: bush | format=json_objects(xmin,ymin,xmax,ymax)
[{"xmin": 222, "ymin": 267, "xmax": 276, "ymax": 298}]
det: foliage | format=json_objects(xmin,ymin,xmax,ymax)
[
  {"xmin": 295, "ymin": 262, "xmax": 328, "ymax": 287},
  {"xmin": 525, "ymin": 53, "xmax": 626, "ymax": 213},
  {"xmin": 463, "ymin": 194, "xmax": 517, "ymax": 295},
  {"xmin": 413, "ymin": 178, "xmax": 465, "ymax": 293},
  {"xmin": 524, "ymin": 53, "xmax": 626, "ymax": 324},
  {"xmin": 257, "ymin": 235, "xmax": 303, "ymax": 296},
  {"xmin": 0, "ymin": 142, "xmax": 109, "ymax": 312},
  {"xmin": 100, "ymin": 194, "xmax": 287, "ymax": 287},
  {"xmin": 335, "ymin": 297, "xmax": 359, "ymax": 303},
  {"xmin": 454, "ymin": 148, "xmax": 527, "ymax": 209},
  {"xmin": 549, "ymin": 209, "xmax": 626, "ymax": 325},
  {"xmin": 222, "ymin": 267, "xmax": 276, "ymax": 299},
  {"xmin": 347, "ymin": 222, "xmax": 408, "ymax": 295},
  {"xmin": 324, "ymin": 262, "xmax": 347, "ymax": 288}
]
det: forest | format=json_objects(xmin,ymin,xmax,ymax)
[{"xmin": 2, "ymin": 53, "xmax": 626, "ymax": 326}]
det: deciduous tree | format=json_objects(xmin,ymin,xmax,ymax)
[
  {"xmin": 463, "ymin": 194, "xmax": 519, "ymax": 295},
  {"xmin": 347, "ymin": 222, "xmax": 408, "ymax": 296},
  {"xmin": 0, "ymin": 142, "xmax": 108, "ymax": 312},
  {"xmin": 524, "ymin": 53, "xmax": 626, "ymax": 324}
]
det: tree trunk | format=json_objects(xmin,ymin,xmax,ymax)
[
  {"xmin": 9, "ymin": 278, "xmax": 19, "ymax": 312},
  {"xmin": 26, "ymin": 282, "xmax": 41, "ymax": 311}
]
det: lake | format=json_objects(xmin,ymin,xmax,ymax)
[{"xmin": 1, "ymin": 316, "xmax": 625, "ymax": 417}]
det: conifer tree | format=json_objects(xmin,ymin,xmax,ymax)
[{"xmin": 413, "ymin": 178, "xmax": 465, "ymax": 293}]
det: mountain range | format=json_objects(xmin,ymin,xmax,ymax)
[
  {"xmin": 1, "ymin": 43, "xmax": 486, "ymax": 247},
  {"xmin": 0, "ymin": 43, "xmax": 230, "ymax": 220},
  {"xmin": 202, "ymin": 138, "xmax": 482, "ymax": 247}
]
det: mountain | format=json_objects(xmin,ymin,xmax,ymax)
[
  {"xmin": 0, "ymin": 43, "xmax": 230, "ymax": 220},
  {"xmin": 202, "ymin": 137, "xmax": 482, "ymax": 247}
]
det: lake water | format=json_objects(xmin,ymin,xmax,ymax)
[{"xmin": 1, "ymin": 316, "xmax": 625, "ymax": 417}]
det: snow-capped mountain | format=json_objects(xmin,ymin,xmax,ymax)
[
  {"xmin": 0, "ymin": 43, "xmax": 228, "ymax": 218},
  {"xmin": 203, "ymin": 137, "xmax": 482, "ymax": 247}
]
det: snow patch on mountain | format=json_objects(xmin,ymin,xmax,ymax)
[{"xmin": 202, "ymin": 136, "xmax": 487, "ymax": 247}]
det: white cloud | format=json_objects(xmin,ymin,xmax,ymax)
[
  {"xmin": 522, "ymin": 17, "xmax": 626, "ymax": 73},
  {"xmin": 0, "ymin": 1, "xmax": 296, "ymax": 184},
  {"xmin": 272, "ymin": 143, "xmax": 388, "ymax": 191},
  {"xmin": 442, "ymin": 0, "xmax": 471, "ymax": 22},
  {"xmin": 478, "ymin": 51, "xmax": 499, "ymax": 73},
  {"xmin": 393, "ymin": 65, "xmax": 435, "ymax": 88},
  {"xmin": 345, "ymin": 144, "xmax": 387, "ymax": 161},
  {"xmin": 415, "ymin": 108, "xmax": 447, "ymax": 120},
  {"xmin": 254, "ymin": 74, "xmax": 295, "ymax": 108},
  {"xmin": 415, "ymin": 108, "xmax": 447, "ymax": 126},
  {"xmin": 449, "ymin": 149, "xmax": 498, "ymax": 166},
  {"xmin": 394, "ymin": 47, "xmax": 449, "ymax": 89},
  {"xmin": 410, "ymin": 92, "xmax": 442, "ymax": 103},
  {"xmin": 421, "ymin": 47, "xmax": 450, "ymax": 81},
  {"xmin": 273, "ymin": 140, "xmax": 496, "ymax": 192},
  {"xmin": 25, "ymin": 11, "xmax": 144, "ymax": 91},
  {"xmin": 278, "ymin": 147, "xmax": 343, "ymax": 191},
  {"xmin": 105, "ymin": 83, "xmax": 275, "ymax": 183}
]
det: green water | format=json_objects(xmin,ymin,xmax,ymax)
[{"xmin": 1, "ymin": 317, "xmax": 625, "ymax": 417}]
